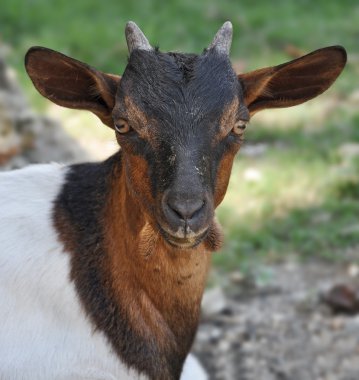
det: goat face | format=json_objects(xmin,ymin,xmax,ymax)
[
  {"xmin": 112, "ymin": 49, "xmax": 247, "ymax": 248},
  {"xmin": 25, "ymin": 22, "xmax": 346, "ymax": 249}
]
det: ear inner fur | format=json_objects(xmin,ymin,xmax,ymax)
[
  {"xmin": 25, "ymin": 47, "xmax": 120, "ymax": 127},
  {"xmin": 238, "ymin": 46, "xmax": 347, "ymax": 114}
]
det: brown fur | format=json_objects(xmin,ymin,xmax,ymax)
[
  {"xmin": 54, "ymin": 155, "xmax": 215, "ymax": 379},
  {"xmin": 105, "ymin": 164, "xmax": 212, "ymax": 351},
  {"xmin": 123, "ymin": 153, "xmax": 155, "ymax": 208},
  {"xmin": 212, "ymin": 99, "xmax": 245, "ymax": 207},
  {"xmin": 214, "ymin": 150, "xmax": 237, "ymax": 207}
]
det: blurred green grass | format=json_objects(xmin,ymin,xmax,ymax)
[
  {"xmin": 1, "ymin": 0, "xmax": 358, "ymax": 93},
  {"xmin": 1, "ymin": 0, "xmax": 358, "ymax": 272},
  {"xmin": 217, "ymin": 111, "xmax": 359, "ymax": 271}
]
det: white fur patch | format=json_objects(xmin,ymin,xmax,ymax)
[
  {"xmin": 0, "ymin": 163, "xmax": 207, "ymax": 379},
  {"xmin": 0, "ymin": 164, "xmax": 146, "ymax": 379},
  {"xmin": 181, "ymin": 354, "xmax": 208, "ymax": 380}
]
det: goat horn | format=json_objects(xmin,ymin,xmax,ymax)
[
  {"xmin": 208, "ymin": 21, "xmax": 233, "ymax": 55},
  {"xmin": 125, "ymin": 21, "xmax": 153, "ymax": 53}
]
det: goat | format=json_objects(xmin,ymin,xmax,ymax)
[{"xmin": 0, "ymin": 21, "xmax": 346, "ymax": 380}]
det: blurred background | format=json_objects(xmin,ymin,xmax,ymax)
[
  {"xmin": 1, "ymin": 0, "xmax": 358, "ymax": 272},
  {"xmin": 1, "ymin": 1, "xmax": 359, "ymax": 379}
]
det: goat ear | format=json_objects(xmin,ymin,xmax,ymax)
[
  {"xmin": 25, "ymin": 47, "xmax": 120, "ymax": 128},
  {"xmin": 238, "ymin": 46, "xmax": 346, "ymax": 116}
]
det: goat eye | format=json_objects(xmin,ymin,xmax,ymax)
[
  {"xmin": 232, "ymin": 120, "xmax": 248, "ymax": 135},
  {"xmin": 114, "ymin": 119, "xmax": 131, "ymax": 134}
]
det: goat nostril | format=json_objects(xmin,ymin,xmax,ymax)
[
  {"xmin": 169, "ymin": 205, "xmax": 184, "ymax": 220},
  {"xmin": 167, "ymin": 199, "xmax": 205, "ymax": 221}
]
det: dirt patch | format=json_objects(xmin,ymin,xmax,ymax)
[{"xmin": 193, "ymin": 260, "xmax": 359, "ymax": 380}]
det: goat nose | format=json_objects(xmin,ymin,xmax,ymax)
[{"xmin": 167, "ymin": 198, "xmax": 205, "ymax": 221}]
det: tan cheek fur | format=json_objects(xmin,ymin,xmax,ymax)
[
  {"xmin": 124, "ymin": 154, "xmax": 152, "ymax": 198},
  {"xmin": 216, "ymin": 99, "xmax": 240, "ymax": 141},
  {"xmin": 214, "ymin": 150, "xmax": 236, "ymax": 207},
  {"xmin": 121, "ymin": 96, "xmax": 152, "ymax": 139},
  {"xmin": 213, "ymin": 98, "xmax": 244, "ymax": 207}
]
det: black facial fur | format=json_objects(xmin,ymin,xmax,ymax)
[
  {"xmin": 115, "ymin": 48, "xmax": 244, "ymax": 238},
  {"xmin": 119, "ymin": 48, "xmax": 241, "ymax": 128}
]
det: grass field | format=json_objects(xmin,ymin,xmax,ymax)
[{"xmin": 1, "ymin": 0, "xmax": 358, "ymax": 272}]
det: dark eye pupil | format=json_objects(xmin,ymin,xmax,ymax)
[{"xmin": 115, "ymin": 122, "xmax": 129, "ymax": 133}]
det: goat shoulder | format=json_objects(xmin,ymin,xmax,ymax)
[{"xmin": 0, "ymin": 164, "xmax": 148, "ymax": 379}]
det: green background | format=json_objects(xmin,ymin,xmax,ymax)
[{"xmin": 1, "ymin": 0, "xmax": 358, "ymax": 275}]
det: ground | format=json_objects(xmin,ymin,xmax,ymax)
[{"xmin": 194, "ymin": 258, "xmax": 359, "ymax": 380}]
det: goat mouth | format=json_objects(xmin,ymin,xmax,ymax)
[{"xmin": 158, "ymin": 225, "xmax": 209, "ymax": 249}]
